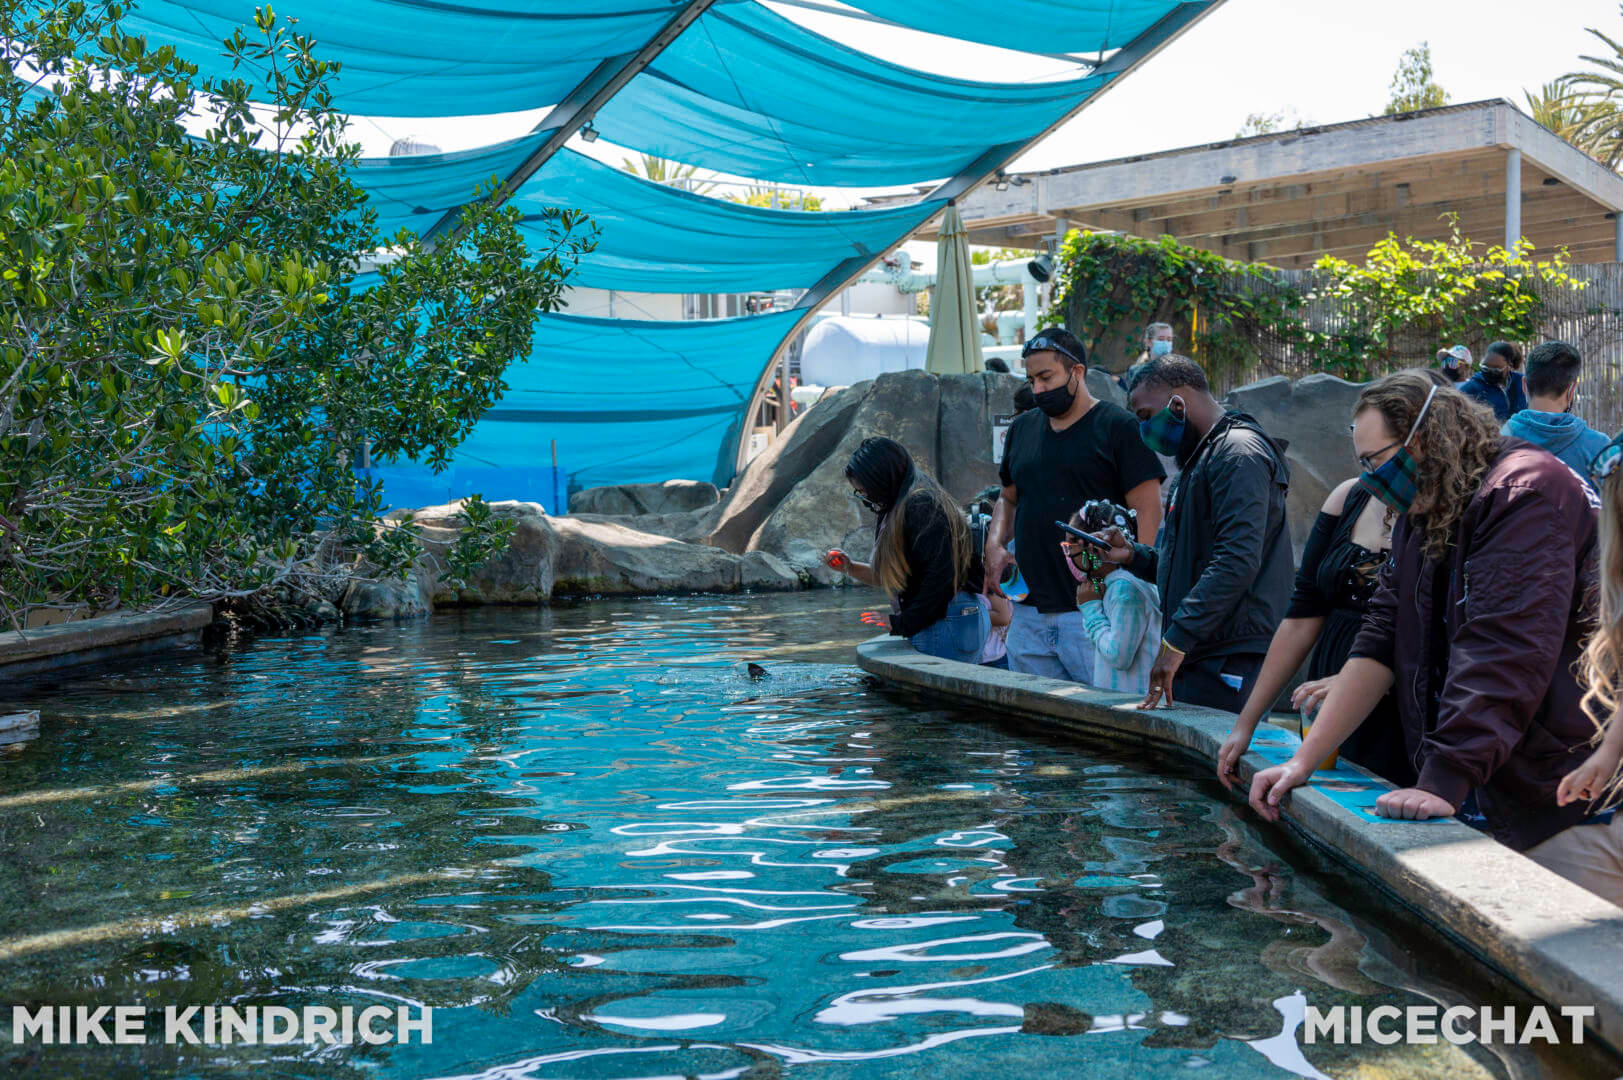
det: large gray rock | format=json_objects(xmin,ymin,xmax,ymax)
[
  {"xmin": 706, "ymin": 378, "xmax": 868, "ymax": 554},
  {"xmin": 747, "ymin": 369, "xmax": 941, "ymax": 560},
  {"xmin": 569, "ymin": 479, "xmax": 720, "ymax": 517},
  {"xmin": 1087, "ymin": 366, "xmax": 1127, "ymax": 409},
  {"xmin": 340, "ymin": 573, "xmax": 433, "ymax": 620},
  {"xmin": 937, "ymin": 373, "xmax": 1023, "ymax": 503},
  {"xmin": 739, "ymin": 549, "xmax": 804, "ymax": 591},
  {"xmin": 568, "ymin": 507, "xmax": 719, "ymax": 546},
  {"xmin": 412, "ymin": 500, "xmax": 559, "ymax": 605},
  {"xmin": 1225, "ymin": 373, "xmax": 1367, "ymax": 554},
  {"xmin": 551, "ymin": 518, "xmax": 741, "ymax": 596}
]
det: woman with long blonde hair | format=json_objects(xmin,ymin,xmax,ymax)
[
  {"xmin": 827, "ymin": 437, "xmax": 989, "ymax": 663},
  {"xmin": 1247, "ymin": 372, "xmax": 1607, "ymax": 877},
  {"xmin": 1545, "ymin": 431, "xmax": 1623, "ymax": 901}
]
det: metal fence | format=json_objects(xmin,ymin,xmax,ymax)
[{"xmin": 1193, "ymin": 263, "xmax": 1623, "ymax": 437}]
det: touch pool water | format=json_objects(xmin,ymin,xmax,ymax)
[{"xmin": 0, "ymin": 593, "xmax": 1616, "ymax": 1079}]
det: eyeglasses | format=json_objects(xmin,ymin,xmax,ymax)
[
  {"xmin": 1357, "ymin": 441, "xmax": 1401, "ymax": 473},
  {"xmin": 1592, "ymin": 434, "xmax": 1623, "ymax": 484}
]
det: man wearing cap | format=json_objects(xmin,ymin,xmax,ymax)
[
  {"xmin": 1437, "ymin": 344, "xmax": 1471, "ymax": 385},
  {"xmin": 984, "ymin": 327, "xmax": 1165, "ymax": 683}
]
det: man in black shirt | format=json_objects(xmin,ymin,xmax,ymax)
[{"xmin": 984, "ymin": 328, "xmax": 1165, "ymax": 682}]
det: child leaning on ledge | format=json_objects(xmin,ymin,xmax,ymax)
[{"xmin": 1062, "ymin": 501, "xmax": 1161, "ymax": 695}]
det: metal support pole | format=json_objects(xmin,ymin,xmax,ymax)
[
  {"xmin": 1614, "ymin": 213, "xmax": 1622, "ymax": 263},
  {"xmin": 776, "ymin": 344, "xmax": 791, "ymax": 434},
  {"xmin": 1505, "ymin": 148, "xmax": 1522, "ymax": 252}
]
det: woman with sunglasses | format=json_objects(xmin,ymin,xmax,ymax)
[
  {"xmin": 827, "ymin": 437, "xmax": 989, "ymax": 664},
  {"xmin": 1542, "ymin": 432, "xmax": 1623, "ymax": 904},
  {"xmin": 1249, "ymin": 372, "xmax": 1603, "ymax": 862}
]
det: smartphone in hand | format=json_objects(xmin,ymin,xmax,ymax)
[{"xmin": 1054, "ymin": 520, "xmax": 1112, "ymax": 551}]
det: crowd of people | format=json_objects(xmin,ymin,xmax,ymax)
[{"xmin": 826, "ymin": 326, "xmax": 1623, "ymax": 908}]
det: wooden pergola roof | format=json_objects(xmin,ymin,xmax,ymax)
[{"xmin": 883, "ymin": 99, "xmax": 1623, "ymax": 269}]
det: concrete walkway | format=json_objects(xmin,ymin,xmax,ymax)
[{"xmin": 856, "ymin": 635, "xmax": 1623, "ymax": 1055}]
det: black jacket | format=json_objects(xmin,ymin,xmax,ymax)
[
  {"xmin": 1349, "ymin": 438, "xmax": 1600, "ymax": 851},
  {"xmin": 1126, "ymin": 411, "xmax": 1294, "ymax": 662},
  {"xmin": 887, "ymin": 492, "xmax": 964, "ymax": 639}
]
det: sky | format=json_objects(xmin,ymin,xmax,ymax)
[{"xmin": 342, "ymin": 0, "xmax": 1623, "ymax": 218}]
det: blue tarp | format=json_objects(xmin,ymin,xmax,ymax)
[
  {"xmin": 118, "ymin": 0, "xmax": 694, "ymax": 116},
  {"xmin": 350, "ymin": 131, "xmax": 553, "ymax": 238},
  {"xmin": 513, "ymin": 150, "xmax": 942, "ymax": 292},
  {"xmin": 840, "ymin": 0, "xmax": 1175, "ymax": 55},
  {"xmin": 595, "ymin": 2, "xmax": 1111, "ymax": 185},
  {"xmin": 446, "ymin": 308, "xmax": 802, "ymax": 490}
]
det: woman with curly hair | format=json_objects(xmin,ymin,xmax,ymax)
[{"xmin": 1248, "ymin": 372, "xmax": 1606, "ymax": 867}]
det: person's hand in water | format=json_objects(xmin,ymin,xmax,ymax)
[
  {"xmin": 1249, "ymin": 759, "xmax": 1313, "ymax": 822},
  {"xmin": 1097, "ymin": 526, "xmax": 1136, "ymax": 567},
  {"xmin": 860, "ymin": 611, "xmax": 889, "ymax": 630},
  {"xmin": 825, "ymin": 549, "xmax": 851, "ymax": 571},
  {"xmin": 1216, "ymin": 726, "xmax": 1254, "ymax": 791}
]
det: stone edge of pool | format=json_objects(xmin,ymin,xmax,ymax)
[
  {"xmin": 855, "ymin": 635, "xmax": 1623, "ymax": 1056},
  {"xmin": 0, "ymin": 604, "xmax": 214, "ymax": 679}
]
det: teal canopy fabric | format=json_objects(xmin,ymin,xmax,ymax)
[
  {"xmin": 595, "ymin": 2, "xmax": 1111, "ymax": 185},
  {"xmin": 118, "ymin": 0, "xmax": 691, "ymax": 116},
  {"xmin": 351, "ymin": 131, "xmax": 553, "ymax": 238},
  {"xmin": 511, "ymin": 150, "xmax": 942, "ymax": 292},
  {"xmin": 443, "ymin": 309, "xmax": 801, "ymax": 489},
  {"xmin": 839, "ymin": 0, "xmax": 1175, "ymax": 55}
]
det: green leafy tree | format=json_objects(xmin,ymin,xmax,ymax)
[
  {"xmin": 0, "ymin": 1, "xmax": 594, "ymax": 627},
  {"xmin": 725, "ymin": 184, "xmax": 822, "ymax": 211},
  {"xmin": 1234, "ymin": 107, "xmax": 1313, "ymax": 138},
  {"xmin": 1383, "ymin": 42, "xmax": 1449, "ymax": 115}
]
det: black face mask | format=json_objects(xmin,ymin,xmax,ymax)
[
  {"xmin": 1482, "ymin": 368, "xmax": 1506, "ymax": 388},
  {"xmin": 1033, "ymin": 368, "xmax": 1078, "ymax": 417}
]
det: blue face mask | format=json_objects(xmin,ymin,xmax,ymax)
[{"xmin": 1150, "ymin": 339, "xmax": 1172, "ymax": 358}]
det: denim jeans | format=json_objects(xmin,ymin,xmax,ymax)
[
  {"xmin": 1006, "ymin": 603, "xmax": 1096, "ymax": 683},
  {"xmin": 909, "ymin": 591, "xmax": 991, "ymax": 664}
]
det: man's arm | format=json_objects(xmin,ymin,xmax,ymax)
[
  {"xmin": 983, "ymin": 484, "xmax": 1017, "ymax": 595},
  {"xmin": 1124, "ymin": 478, "xmax": 1161, "ymax": 547},
  {"xmin": 1160, "ymin": 441, "xmax": 1277, "ymax": 655}
]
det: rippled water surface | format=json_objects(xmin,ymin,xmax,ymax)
[{"xmin": 0, "ymin": 593, "xmax": 1616, "ymax": 1079}]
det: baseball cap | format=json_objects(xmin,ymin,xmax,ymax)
[{"xmin": 1440, "ymin": 344, "xmax": 1471, "ymax": 369}]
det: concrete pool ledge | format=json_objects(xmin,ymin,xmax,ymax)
[
  {"xmin": 856, "ymin": 635, "xmax": 1623, "ymax": 1055},
  {"xmin": 0, "ymin": 604, "xmax": 214, "ymax": 679}
]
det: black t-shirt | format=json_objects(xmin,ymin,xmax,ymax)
[{"xmin": 998, "ymin": 401, "xmax": 1165, "ymax": 613}]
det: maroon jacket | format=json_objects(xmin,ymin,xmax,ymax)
[{"xmin": 1349, "ymin": 438, "xmax": 1600, "ymax": 852}]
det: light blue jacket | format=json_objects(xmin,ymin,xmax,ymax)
[{"xmin": 1502, "ymin": 409, "xmax": 1611, "ymax": 494}]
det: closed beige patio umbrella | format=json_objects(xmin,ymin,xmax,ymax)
[{"xmin": 924, "ymin": 203, "xmax": 984, "ymax": 375}]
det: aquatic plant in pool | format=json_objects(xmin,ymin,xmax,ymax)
[{"xmin": 0, "ymin": 594, "xmax": 1614, "ymax": 1078}]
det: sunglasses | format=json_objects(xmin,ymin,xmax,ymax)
[
  {"xmin": 1592, "ymin": 434, "xmax": 1623, "ymax": 484},
  {"xmin": 1021, "ymin": 333, "xmax": 1085, "ymax": 367}
]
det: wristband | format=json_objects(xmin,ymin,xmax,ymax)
[{"xmin": 1160, "ymin": 637, "xmax": 1185, "ymax": 656}]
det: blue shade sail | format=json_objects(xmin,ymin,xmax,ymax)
[
  {"xmin": 512, "ymin": 149, "xmax": 942, "ymax": 292},
  {"xmin": 350, "ymin": 131, "xmax": 554, "ymax": 238},
  {"xmin": 838, "ymin": 0, "xmax": 1177, "ymax": 55},
  {"xmin": 594, "ymin": 2, "xmax": 1112, "ymax": 185},
  {"xmin": 117, "ymin": 0, "xmax": 691, "ymax": 116},
  {"xmin": 442, "ymin": 309, "xmax": 802, "ymax": 489}
]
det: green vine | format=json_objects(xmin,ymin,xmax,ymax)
[{"xmin": 1050, "ymin": 221, "xmax": 1589, "ymax": 386}]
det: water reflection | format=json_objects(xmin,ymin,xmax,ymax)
[{"xmin": 0, "ymin": 593, "xmax": 1612, "ymax": 1079}]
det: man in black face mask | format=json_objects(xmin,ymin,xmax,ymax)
[
  {"xmin": 1102, "ymin": 354, "xmax": 1294, "ymax": 713},
  {"xmin": 984, "ymin": 327, "xmax": 1164, "ymax": 683}
]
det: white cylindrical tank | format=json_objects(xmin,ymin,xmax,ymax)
[{"xmin": 799, "ymin": 315, "xmax": 931, "ymax": 387}]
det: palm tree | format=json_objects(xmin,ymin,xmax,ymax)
[
  {"xmin": 1555, "ymin": 11, "xmax": 1623, "ymax": 167},
  {"xmin": 620, "ymin": 153, "xmax": 718, "ymax": 194}
]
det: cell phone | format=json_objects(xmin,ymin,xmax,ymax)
[{"xmin": 1055, "ymin": 520, "xmax": 1113, "ymax": 550}]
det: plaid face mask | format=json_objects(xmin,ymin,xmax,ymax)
[{"xmin": 1357, "ymin": 384, "xmax": 1436, "ymax": 514}]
